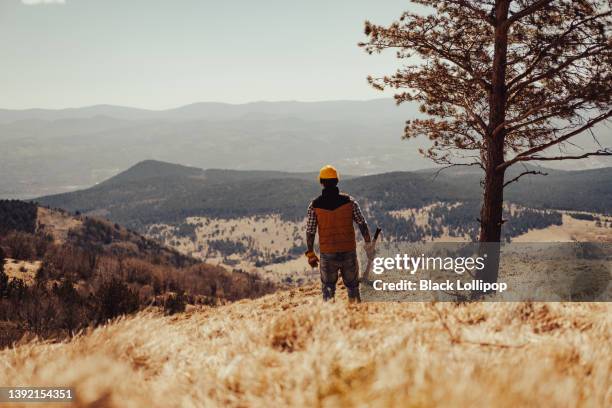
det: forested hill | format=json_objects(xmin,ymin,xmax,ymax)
[
  {"xmin": 0, "ymin": 200, "xmax": 276, "ymax": 347},
  {"xmin": 37, "ymin": 160, "xmax": 612, "ymax": 230}
]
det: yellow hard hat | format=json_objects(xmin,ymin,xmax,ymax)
[{"xmin": 319, "ymin": 165, "xmax": 339, "ymax": 180}]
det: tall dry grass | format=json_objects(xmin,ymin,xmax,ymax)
[{"xmin": 1, "ymin": 285, "xmax": 610, "ymax": 407}]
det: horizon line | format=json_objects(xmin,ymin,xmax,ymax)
[{"xmin": 0, "ymin": 97, "xmax": 400, "ymax": 112}]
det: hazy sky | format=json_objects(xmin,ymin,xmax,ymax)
[{"xmin": 0, "ymin": 0, "xmax": 415, "ymax": 109}]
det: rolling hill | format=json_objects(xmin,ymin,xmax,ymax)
[
  {"xmin": 0, "ymin": 200, "xmax": 275, "ymax": 347},
  {"xmin": 37, "ymin": 160, "xmax": 612, "ymax": 228}
]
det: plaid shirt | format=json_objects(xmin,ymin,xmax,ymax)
[{"xmin": 306, "ymin": 198, "xmax": 366, "ymax": 235}]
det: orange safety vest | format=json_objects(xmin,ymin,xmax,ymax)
[{"xmin": 314, "ymin": 201, "xmax": 356, "ymax": 254}]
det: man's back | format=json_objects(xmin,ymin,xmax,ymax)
[
  {"xmin": 305, "ymin": 165, "xmax": 372, "ymax": 302},
  {"xmin": 311, "ymin": 188, "xmax": 356, "ymax": 253}
]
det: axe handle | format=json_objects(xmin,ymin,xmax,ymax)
[
  {"xmin": 362, "ymin": 227, "xmax": 382, "ymax": 282},
  {"xmin": 373, "ymin": 227, "xmax": 381, "ymax": 241}
]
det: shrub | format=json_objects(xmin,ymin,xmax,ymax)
[
  {"xmin": 53, "ymin": 279, "xmax": 84, "ymax": 332},
  {"xmin": 164, "ymin": 291, "xmax": 187, "ymax": 315},
  {"xmin": 0, "ymin": 200, "xmax": 37, "ymax": 234},
  {"xmin": 0, "ymin": 270, "xmax": 7, "ymax": 299},
  {"xmin": 95, "ymin": 278, "xmax": 140, "ymax": 322},
  {"xmin": 568, "ymin": 212, "xmax": 597, "ymax": 221},
  {"xmin": 5, "ymin": 278, "xmax": 27, "ymax": 301},
  {"xmin": 3, "ymin": 231, "xmax": 36, "ymax": 260},
  {"xmin": 0, "ymin": 246, "xmax": 5, "ymax": 274}
]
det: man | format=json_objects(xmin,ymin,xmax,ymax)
[{"xmin": 305, "ymin": 165, "xmax": 374, "ymax": 302}]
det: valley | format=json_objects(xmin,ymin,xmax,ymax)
[
  {"xmin": 144, "ymin": 204, "xmax": 612, "ymax": 283},
  {"xmin": 34, "ymin": 160, "xmax": 611, "ymax": 282}
]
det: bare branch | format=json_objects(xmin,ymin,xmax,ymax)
[
  {"xmin": 498, "ymin": 111, "xmax": 612, "ymax": 170},
  {"xmin": 516, "ymin": 148, "xmax": 612, "ymax": 163},
  {"xmin": 506, "ymin": 0, "xmax": 554, "ymax": 26},
  {"xmin": 432, "ymin": 161, "xmax": 483, "ymax": 181},
  {"xmin": 503, "ymin": 170, "xmax": 548, "ymax": 188},
  {"xmin": 462, "ymin": 96, "xmax": 488, "ymax": 133}
]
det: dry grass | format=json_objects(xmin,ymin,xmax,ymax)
[
  {"xmin": 3, "ymin": 258, "xmax": 40, "ymax": 286},
  {"xmin": 514, "ymin": 213, "xmax": 612, "ymax": 243},
  {"xmin": 147, "ymin": 215, "xmax": 303, "ymax": 260},
  {"xmin": 37, "ymin": 207, "xmax": 82, "ymax": 243},
  {"xmin": 146, "ymin": 215, "xmax": 311, "ymax": 282},
  {"xmin": 1, "ymin": 285, "xmax": 610, "ymax": 408}
]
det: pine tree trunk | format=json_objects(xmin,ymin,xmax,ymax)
[
  {"xmin": 479, "ymin": 140, "xmax": 505, "ymax": 243},
  {"xmin": 476, "ymin": 140, "xmax": 505, "ymax": 287},
  {"xmin": 476, "ymin": 0, "xmax": 510, "ymax": 287}
]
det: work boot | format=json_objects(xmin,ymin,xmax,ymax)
[
  {"xmin": 347, "ymin": 285, "xmax": 361, "ymax": 303},
  {"xmin": 322, "ymin": 284, "xmax": 335, "ymax": 301}
]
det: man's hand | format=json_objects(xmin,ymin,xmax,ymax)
[
  {"xmin": 364, "ymin": 241, "xmax": 376, "ymax": 261},
  {"xmin": 305, "ymin": 251, "xmax": 319, "ymax": 268}
]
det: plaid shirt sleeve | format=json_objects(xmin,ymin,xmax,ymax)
[
  {"xmin": 306, "ymin": 202, "xmax": 318, "ymax": 234},
  {"xmin": 352, "ymin": 199, "xmax": 367, "ymax": 226}
]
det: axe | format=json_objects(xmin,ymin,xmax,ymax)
[{"xmin": 362, "ymin": 226, "xmax": 382, "ymax": 284}]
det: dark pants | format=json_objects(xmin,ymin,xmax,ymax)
[{"xmin": 320, "ymin": 250, "xmax": 360, "ymax": 301}]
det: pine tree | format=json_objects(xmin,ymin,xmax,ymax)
[{"xmin": 361, "ymin": 0, "xmax": 611, "ymax": 283}]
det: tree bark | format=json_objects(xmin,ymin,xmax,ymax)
[
  {"xmin": 480, "ymin": 0, "xmax": 510, "ymax": 244},
  {"xmin": 476, "ymin": 138, "xmax": 505, "ymax": 288},
  {"xmin": 479, "ymin": 139, "xmax": 505, "ymax": 243},
  {"xmin": 476, "ymin": 0, "xmax": 510, "ymax": 288}
]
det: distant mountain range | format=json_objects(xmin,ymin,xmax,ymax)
[
  {"xmin": 0, "ymin": 99, "xmax": 425, "ymax": 198},
  {"xmin": 1, "ymin": 99, "xmax": 609, "ymax": 198},
  {"xmin": 37, "ymin": 160, "xmax": 612, "ymax": 231},
  {"xmin": 0, "ymin": 99, "xmax": 414, "ymax": 123}
]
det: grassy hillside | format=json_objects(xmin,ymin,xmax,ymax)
[
  {"xmin": 0, "ymin": 200, "xmax": 275, "ymax": 347},
  {"xmin": 2, "ymin": 285, "xmax": 609, "ymax": 407}
]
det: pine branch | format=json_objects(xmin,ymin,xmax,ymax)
[
  {"xmin": 510, "ymin": 44, "xmax": 609, "ymax": 98},
  {"xmin": 446, "ymin": 0, "xmax": 495, "ymax": 25},
  {"xmin": 507, "ymin": 11, "xmax": 612, "ymax": 90}
]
